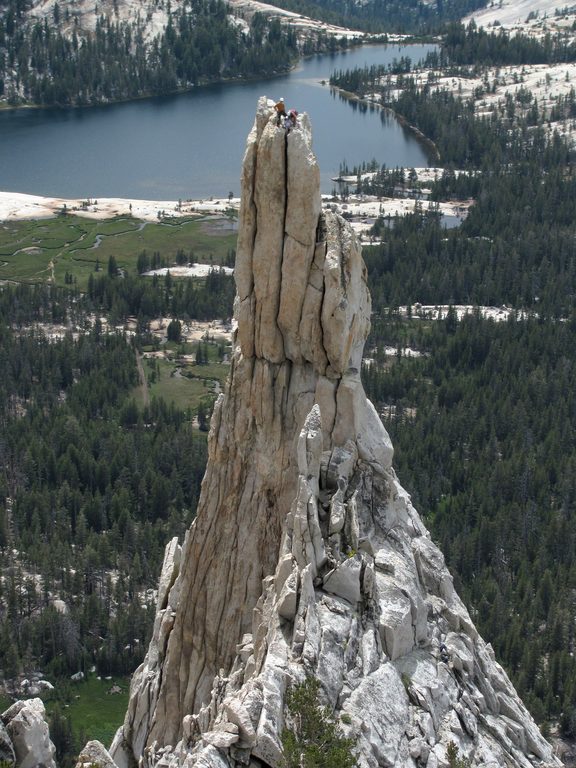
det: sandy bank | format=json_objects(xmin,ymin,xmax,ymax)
[
  {"xmin": 0, "ymin": 191, "xmax": 240, "ymax": 223},
  {"xmin": 1, "ymin": 188, "xmax": 472, "ymax": 236}
]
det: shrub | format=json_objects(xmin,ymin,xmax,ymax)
[{"xmin": 281, "ymin": 677, "xmax": 357, "ymax": 768}]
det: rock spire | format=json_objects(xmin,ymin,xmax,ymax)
[{"xmin": 109, "ymin": 97, "xmax": 560, "ymax": 768}]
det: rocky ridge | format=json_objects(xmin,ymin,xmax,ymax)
[{"xmin": 107, "ymin": 97, "xmax": 560, "ymax": 768}]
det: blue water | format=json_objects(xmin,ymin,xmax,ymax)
[{"xmin": 0, "ymin": 44, "xmax": 436, "ymax": 200}]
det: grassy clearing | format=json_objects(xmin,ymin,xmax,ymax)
[
  {"xmin": 0, "ymin": 249, "xmax": 53, "ymax": 282},
  {"xmin": 0, "ymin": 219, "xmax": 87, "ymax": 255},
  {"xmin": 147, "ymin": 358, "xmax": 205, "ymax": 410},
  {"xmin": 184, "ymin": 361, "xmax": 229, "ymax": 384},
  {"xmin": 65, "ymin": 218, "xmax": 142, "ymax": 252},
  {"xmin": 135, "ymin": 341, "xmax": 230, "ymax": 413},
  {"xmin": 0, "ymin": 215, "xmax": 237, "ymax": 289},
  {"xmin": 140, "ymin": 348, "xmax": 229, "ymax": 413},
  {"xmin": 0, "ymin": 676, "xmax": 130, "ymax": 751},
  {"xmin": 89, "ymin": 217, "xmax": 236, "ymax": 269},
  {"xmin": 45, "ymin": 675, "xmax": 130, "ymax": 747}
]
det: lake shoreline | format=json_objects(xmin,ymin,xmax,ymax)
[
  {"xmin": 0, "ymin": 191, "xmax": 240, "ymax": 223},
  {"xmin": 0, "ymin": 37, "xmax": 438, "ymax": 113},
  {"xmin": 0, "ymin": 67, "xmax": 303, "ymax": 113},
  {"xmin": 0, "ymin": 42, "xmax": 436, "ymax": 200},
  {"xmin": 330, "ymin": 85, "xmax": 441, "ymax": 164},
  {"xmin": 0, "ymin": 188, "xmax": 472, "ymax": 241},
  {"xmin": 0, "ymin": 41, "xmax": 367, "ymax": 113}
]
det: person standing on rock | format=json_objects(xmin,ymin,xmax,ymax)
[
  {"xmin": 274, "ymin": 97, "xmax": 287, "ymax": 126},
  {"xmin": 285, "ymin": 109, "xmax": 298, "ymax": 132}
]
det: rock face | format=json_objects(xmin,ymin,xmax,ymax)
[
  {"xmin": 2, "ymin": 698, "xmax": 56, "ymax": 768},
  {"xmin": 0, "ymin": 720, "xmax": 15, "ymax": 767},
  {"xmin": 110, "ymin": 97, "xmax": 560, "ymax": 768}
]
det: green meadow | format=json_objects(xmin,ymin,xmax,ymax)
[
  {"xmin": 1, "ymin": 211, "xmax": 235, "ymax": 425},
  {"xmin": 0, "ymin": 214, "xmax": 237, "ymax": 290},
  {"xmin": 44, "ymin": 675, "xmax": 130, "ymax": 749},
  {"xmin": 142, "ymin": 344, "xmax": 229, "ymax": 412}
]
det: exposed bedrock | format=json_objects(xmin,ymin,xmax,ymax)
[{"xmin": 110, "ymin": 98, "xmax": 560, "ymax": 768}]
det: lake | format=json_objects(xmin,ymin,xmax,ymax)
[{"xmin": 0, "ymin": 43, "xmax": 436, "ymax": 200}]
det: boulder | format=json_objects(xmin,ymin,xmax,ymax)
[
  {"xmin": 3, "ymin": 698, "xmax": 56, "ymax": 768},
  {"xmin": 75, "ymin": 740, "xmax": 119, "ymax": 768},
  {"xmin": 323, "ymin": 556, "xmax": 362, "ymax": 605},
  {"xmin": 377, "ymin": 580, "xmax": 414, "ymax": 661}
]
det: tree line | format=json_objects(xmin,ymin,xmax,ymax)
[
  {"xmin": 0, "ymin": 275, "xmax": 220, "ymax": 692},
  {"xmin": 262, "ymin": 0, "xmax": 487, "ymax": 34},
  {"xmin": 0, "ymin": 0, "xmax": 339, "ymax": 105},
  {"xmin": 363, "ymin": 310, "xmax": 576, "ymax": 733},
  {"xmin": 87, "ymin": 258, "xmax": 235, "ymax": 326},
  {"xmin": 428, "ymin": 21, "xmax": 576, "ymax": 67},
  {"xmin": 331, "ymin": 22, "xmax": 576, "ymax": 103}
]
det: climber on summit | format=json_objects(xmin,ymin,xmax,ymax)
[
  {"xmin": 274, "ymin": 97, "xmax": 287, "ymax": 126},
  {"xmin": 285, "ymin": 109, "xmax": 298, "ymax": 132}
]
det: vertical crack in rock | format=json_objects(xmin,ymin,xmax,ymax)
[{"xmin": 110, "ymin": 97, "xmax": 561, "ymax": 768}]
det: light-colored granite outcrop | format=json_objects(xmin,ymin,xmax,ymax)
[
  {"xmin": 2, "ymin": 698, "xmax": 56, "ymax": 768},
  {"xmin": 108, "ymin": 97, "xmax": 561, "ymax": 768}
]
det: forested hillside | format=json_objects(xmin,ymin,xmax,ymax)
[
  {"xmin": 432, "ymin": 21, "xmax": 576, "ymax": 66},
  {"xmin": 364, "ymin": 310, "xmax": 576, "ymax": 733},
  {"xmin": 265, "ymin": 0, "xmax": 486, "ymax": 33},
  {"xmin": 0, "ymin": 280, "xmax": 215, "ymax": 675},
  {"xmin": 0, "ymin": 268, "xmax": 231, "ymax": 763},
  {"xmin": 0, "ymin": 0, "xmax": 495, "ymax": 108},
  {"xmin": 0, "ymin": 0, "xmax": 340, "ymax": 105},
  {"xmin": 330, "ymin": 57, "xmax": 576, "ymax": 740},
  {"xmin": 3, "ymin": 16, "xmax": 576, "ymax": 760}
]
